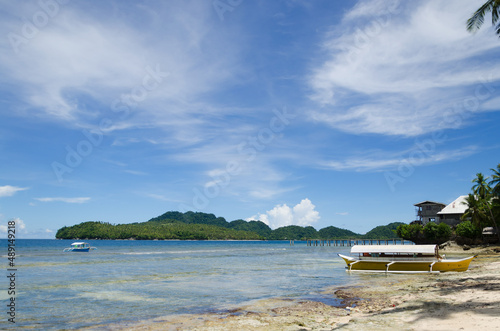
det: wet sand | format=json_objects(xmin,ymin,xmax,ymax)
[{"xmin": 84, "ymin": 243, "xmax": 500, "ymax": 330}]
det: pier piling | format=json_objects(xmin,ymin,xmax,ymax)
[{"xmin": 306, "ymin": 239, "xmax": 408, "ymax": 246}]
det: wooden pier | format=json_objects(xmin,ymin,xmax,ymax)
[{"xmin": 306, "ymin": 239, "xmax": 409, "ymax": 246}]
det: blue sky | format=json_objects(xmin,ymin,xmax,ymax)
[{"xmin": 1, "ymin": 0, "xmax": 499, "ymax": 238}]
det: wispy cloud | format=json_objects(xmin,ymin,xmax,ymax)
[
  {"xmin": 0, "ymin": 218, "xmax": 54, "ymax": 238},
  {"xmin": 0, "ymin": 1, "xmax": 243, "ymax": 135},
  {"xmin": 320, "ymin": 146, "xmax": 479, "ymax": 172},
  {"xmin": 123, "ymin": 170, "xmax": 148, "ymax": 176},
  {"xmin": 0, "ymin": 185, "xmax": 28, "ymax": 197},
  {"xmin": 35, "ymin": 197, "xmax": 91, "ymax": 204},
  {"xmin": 0, "ymin": 218, "xmax": 26, "ymax": 234},
  {"xmin": 146, "ymin": 194, "xmax": 182, "ymax": 203},
  {"xmin": 308, "ymin": 0, "xmax": 500, "ymax": 137}
]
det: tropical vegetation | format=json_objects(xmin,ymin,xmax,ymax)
[
  {"xmin": 57, "ymin": 164, "xmax": 500, "ymax": 244},
  {"xmin": 460, "ymin": 164, "xmax": 500, "ymax": 242},
  {"xmin": 56, "ymin": 221, "xmax": 262, "ymax": 240},
  {"xmin": 396, "ymin": 222, "xmax": 452, "ymax": 245},
  {"xmin": 362, "ymin": 222, "xmax": 405, "ymax": 239},
  {"xmin": 455, "ymin": 220, "xmax": 481, "ymax": 240},
  {"xmin": 56, "ymin": 211, "xmax": 405, "ymax": 241},
  {"xmin": 397, "ymin": 163, "xmax": 500, "ymax": 244},
  {"xmin": 467, "ymin": 0, "xmax": 500, "ymax": 37}
]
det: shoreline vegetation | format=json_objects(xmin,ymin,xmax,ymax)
[
  {"xmin": 396, "ymin": 164, "xmax": 500, "ymax": 246},
  {"xmin": 57, "ymin": 163, "xmax": 500, "ymax": 243},
  {"xmin": 83, "ymin": 243, "xmax": 500, "ymax": 330},
  {"xmin": 56, "ymin": 210, "xmax": 404, "ymax": 241}
]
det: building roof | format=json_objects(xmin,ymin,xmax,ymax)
[
  {"xmin": 482, "ymin": 227, "xmax": 496, "ymax": 235},
  {"xmin": 414, "ymin": 200, "xmax": 446, "ymax": 207},
  {"xmin": 351, "ymin": 245, "xmax": 437, "ymax": 254},
  {"xmin": 437, "ymin": 195, "xmax": 468, "ymax": 215}
]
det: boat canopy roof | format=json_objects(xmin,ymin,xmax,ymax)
[
  {"xmin": 71, "ymin": 242, "xmax": 87, "ymax": 245},
  {"xmin": 351, "ymin": 245, "xmax": 437, "ymax": 254}
]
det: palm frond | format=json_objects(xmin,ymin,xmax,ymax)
[
  {"xmin": 490, "ymin": 164, "xmax": 500, "ymax": 192},
  {"xmin": 493, "ymin": 2, "xmax": 500, "ymax": 36},
  {"xmin": 493, "ymin": 3, "xmax": 500, "ymax": 24},
  {"xmin": 467, "ymin": 1, "xmax": 495, "ymax": 32}
]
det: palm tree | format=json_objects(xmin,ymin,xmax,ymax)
[
  {"xmin": 472, "ymin": 172, "xmax": 500, "ymax": 241},
  {"xmin": 462, "ymin": 194, "xmax": 487, "ymax": 239},
  {"xmin": 490, "ymin": 163, "xmax": 500, "ymax": 197},
  {"xmin": 467, "ymin": 0, "xmax": 500, "ymax": 37},
  {"xmin": 490, "ymin": 164, "xmax": 500, "ymax": 238},
  {"xmin": 472, "ymin": 172, "xmax": 491, "ymax": 197}
]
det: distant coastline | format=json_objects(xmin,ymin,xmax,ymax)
[{"xmin": 56, "ymin": 210, "xmax": 405, "ymax": 241}]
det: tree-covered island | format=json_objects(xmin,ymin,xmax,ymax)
[{"xmin": 56, "ymin": 210, "xmax": 405, "ymax": 241}]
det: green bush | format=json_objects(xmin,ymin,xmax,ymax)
[
  {"xmin": 437, "ymin": 223, "xmax": 452, "ymax": 240},
  {"xmin": 423, "ymin": 222, "xmax": 439, "ymax": 240},
  {"xmin": 455, "ymin": 220, "xmax": 481, "ymax": 239},
  {"xmin": 423, "ymin": 222, "xmax": 452, "ymax": 242},
  {"xmin": 397, "ymin": 222, "xmax": 451, "ymax": 244},
  {"xmin": 396, "ymin": 224, "xmax": 423, "ymax": 242}
]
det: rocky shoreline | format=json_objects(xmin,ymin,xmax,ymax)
[{"xmin": 84, "ymin": 244, "xmax": 500, "ymax": 330}]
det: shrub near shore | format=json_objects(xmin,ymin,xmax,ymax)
[{"xmin": 396, "ymin": 222, "xmax": 452, "ymax": 244}]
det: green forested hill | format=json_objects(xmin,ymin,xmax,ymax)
[
  {"xmin": 145, "ymin": 211, "xmax": 273, "ymax": 238},
  {"xmin": 147, "ymin": 211, "xmax": 229, "ymax": 227},
  {"xmin": 56, "ymin": 221, "xmax": 262, "ymax": 240},
  {"xmin": 55, "ymin": 211, "xmax": 404, "ymax": 241},
  {"xmin": 317, "ymin": 226, "xmax": 361, "ymax": 239},
  {"xmin": 362, "ymin": 222, "xmax": 405, "ymax": 239},
  {"xmin": 268, "ymin": 225, "xmax": 318, "ymax": 240},
  {"xmin": 227, "ymin": 219, "xmax": 273, "ymax": 238}
]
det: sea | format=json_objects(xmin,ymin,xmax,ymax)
[{"xmin": 1, "ymin": 239, "xmax": 384, "ymax": 329}]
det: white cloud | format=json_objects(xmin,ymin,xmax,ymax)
[
  {"xmin": 175, "ymin": 132, "xmax": 295, "ymax": 207},
  {"xmin": 320, "ymin": 146, "xmax": 478, "ymax": 172},
  {"xmin": 292, "ymin": 199, "xmax": 320, "ymax": 226},
  {"xmin": 16, "ymin": 218, "xmax": 26, "ymax": 231},
  {"xmin": 0, "ymin": 218, "xmax": 26, "ymax": 234},
  {"xmin": 35, "ymin": 197, "xmax": 91, "ymax": 204},
  {"xmin": 251, "ymin": 198, "xmax": 320, "ymax": 229},
  {"xmin": 481, "ymin": 96, "xmax": 500, "ymax": 111},
  {"xmin": 146, "ymin": 194, "xmax": 182, "ymax": 203},
  {"xmin": 123, "ymin": 170, "xmax": 148, "ymax": 176},
  {"xmin": 1, "ymin": 2, "xmax": 297, "ymax": 204},
  {"xmin": 0, "ymin": 185, "xmax": 28, "ymax": 197},
  {"xmin": 0, "ymin": 1, "xmax": 243, "ymax": 147},
  {"xmin": 308, "ymin": 0, "xmax": 500, "ymax": 137},
  {"xmin": 0, "ymin": 218, "xmax": 55, "ymax": 238},
  {"xmin": 343, "ymin": 0, "xmax": 399, "ymax": 21},
  {"xmin": 267, "ymin": 204, "xmax": 294, "ymax": 228}
]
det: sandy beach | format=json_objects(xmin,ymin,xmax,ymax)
[{"xmin": 86, "ymin": 244, "xmax": 500, "ymax": 331}]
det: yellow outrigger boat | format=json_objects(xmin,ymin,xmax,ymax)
[{"xmin": 338, "ymin": 245, "xmax": 476, "ymax": 273}]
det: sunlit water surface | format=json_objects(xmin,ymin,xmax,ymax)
[{"xmin": 1, "ymin": 239, "xmax": 366, "ymax": 329}]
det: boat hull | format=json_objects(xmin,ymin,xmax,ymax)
[
  {"xmin": 338, "ymin": 254, "xmax": 476, "ymax": 273},
  {"xmin": 63, "ymin": 243, "xmax": 96, "ymax": 252},
  {"xmin": 71, "ymin": 248, "xmax": 90, "ymax": 252}
]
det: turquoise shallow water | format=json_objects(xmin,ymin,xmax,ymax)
[{"xmin": 2, "ymin": 239, "xmax": 360, "ymax": 329}]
